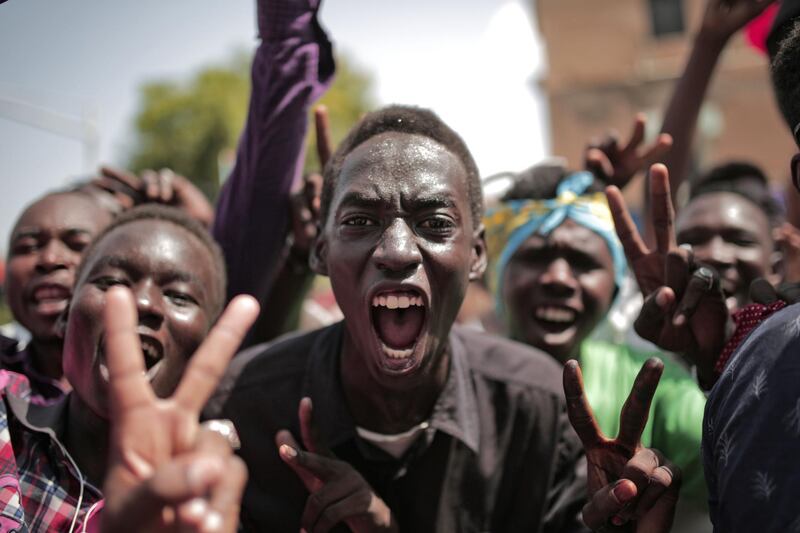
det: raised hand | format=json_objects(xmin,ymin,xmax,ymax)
[
  {"xmin": 607, "ymin": 164, "xmax": 729, "ymax": 385},
  {"xmin": 290, "ymin": 106, "xmax": 331, "ymax": 257},
  {"xmin": 585, "ymin": 114, "xmax": 672, "ymax": 190},
  {"xmin": 564, "ymin": 358, "xmax": 680, "ymax": 532},
  {"xmin": 276, "ymin": 398, "xmax": 397, "ymax": 533},
  {"xmin": 700, "ymin": 0, "xmax": 777, "ymax": 42},
  {"xmin": 101, "ymin": 287, "xmax": 259, "ymax": 533},
  {"xmin": 92, "ymin": 166, "xmax": 215, "ymax": 227}
]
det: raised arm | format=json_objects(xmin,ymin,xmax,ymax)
[
  {"xmin": 651, "ymin": 0, "xmax": 775, "ymax": 215},
  {"xmin": 213, "ymin": 0, "xmax": 334, "ymax": 302}
]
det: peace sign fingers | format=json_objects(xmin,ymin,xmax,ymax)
[
  {"xmin": 649, "ymin": 164, "xmax": 677, "ymax": 255},
  {"xmin": 173, "ymin": 295, "xmax": 259, "ymax": 413},
  {"xmin": 606, "ymin": 185, "xmax": 649, "ymax": 264},
  {"xmin": 563, "ymin": 360, "xmax": 604, "ymax": 448},
  {"xmin": 617, "ymin": 357, "xmax": 664, "ymax": 450},
  {"xmin": 104, "ymin": 286, "xmax": 157, "ymax": 415}
]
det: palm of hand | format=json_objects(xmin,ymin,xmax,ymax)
[{"xmin": 585, "ymin": 441, "xmax": 638, "ymax": 495}]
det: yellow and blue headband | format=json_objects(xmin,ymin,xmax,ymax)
[{"xmin": 483, "ymin": 171, "xmax": 627, "ymax": 314}]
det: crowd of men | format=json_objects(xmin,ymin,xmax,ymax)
[{"xmin": 3, "ymin": 0, "xmax": 800, "ymax": 530}]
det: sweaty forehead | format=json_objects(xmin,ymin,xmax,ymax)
[
  {"xmin": 84, "ymin": 220, "xmax": 212, "ymax": 281},
  {"xmin": 333, "ymin": 132, "xmax": 468, "ymax": 206},
  {"xmin": 518, "ymin": 219, "xmax": 611, "ymax": 255},
  {"xmin": 677, "ymin": 192, "xmax": 770, "ymax": 234},
  {"xmin": 13, "ymin": 192, "xmax": 110, "ymax": 235}
]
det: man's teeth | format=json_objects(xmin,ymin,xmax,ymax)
[
  {"xmin": 371, "ymin": 292, "xmax": 424, "ymax": 309},
  {"xmin": 382, "ymin": 344, "xmax": 414, "ymax": 359},
  {"xmin": 535, "ymin": 307, "xmax": 576, "ymax": 323},
  {"xmin": 142, "ymin": 343, "xmax": 159, "ymax": 361}
]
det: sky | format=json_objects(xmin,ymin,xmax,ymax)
[{"xmin": 0, "ymin": 0, "xmax": 549, "ymax": 248}]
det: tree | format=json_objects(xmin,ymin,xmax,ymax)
[{"xmin": 128, "ymin": 51, "xmax": 373, "ymax": 201}]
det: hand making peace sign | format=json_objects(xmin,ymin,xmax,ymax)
[
  {"xmin": 606, "ymin": 163, "xmax": 729, "ymax": 387},
  {"xmin": 564, "ymin": 358, "xmax": 680, "ymax": 532},
  {"xmin": 101, "ymin": 286, "xmax": 259, "ymax": 533},
  {"xmin": 585, "ymin": 114, "xmax": 673, "ymax": 191},
  {"xmin": 275, "ymin": 398, "xmax": 398, "ymax": 533}
]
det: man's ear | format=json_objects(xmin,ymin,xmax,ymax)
[
  {"xmin": 309, "ymin": 227, "xmax": 328, "ymax": 276},
  {"xmin": 469, "ymin": 225, "xmax": 488, "ymax": 281},
  {"xmin": 792, "ymin": 153, "xmax": 800, "ymax": 193}
]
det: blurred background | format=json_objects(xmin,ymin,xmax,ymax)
[{"xmin": 0, "ymin": 0, "xmax": 794, "ymax": 302}]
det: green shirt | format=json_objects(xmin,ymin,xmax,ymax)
[{"xmin": 580, "ymin": 339, "xmax": 708, "ymax": 507}]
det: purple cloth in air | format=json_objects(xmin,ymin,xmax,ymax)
[{"xmin": 213, "ymin": 0, "xmax": 334, "ymax": 302}]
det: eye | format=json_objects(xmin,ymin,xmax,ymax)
[
  {"xmin": 92, "ymin": 276, "xmax": 129, "ymax": 290},
  {"xmin": 418, "ymin": 216, "xmax": 455, "ymax": 233},
  {"xmin": 65, "ymin": 235, "xmax": 92, "ymax": 253},
  {"xmin": 165, "ymin": 290, "xmax": 197, "ymax": 307},
  {"xmin": 342, "ymin": 216, "xmax": 377, "ymax": 227},
  {"xmin": 11, "ymin": 238, "xmax": 39, "ymax": 255}
]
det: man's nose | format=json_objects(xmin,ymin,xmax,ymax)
[
  {"xmin": 133, "ymin": 281, "xmax": 165, "ymax": 330},
  {"xmin": 539, "ymin": 258, "xmax": 579, "ymax": 295},
  {"xmin": 373, "ymin": 219, "xmax": 422, "ymax": 274},
  {"xmin": 696, "ymin": 236, "xmax": 736, "ymax": 269},
  {"xmin": 35, "ymin": 239, "xmax": 72, "ymax": 273}
]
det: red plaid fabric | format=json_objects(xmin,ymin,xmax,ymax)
[
  {"xmin": 715, "ymin": 300, "xmax": 788, "ymax": 375},
  {"xmin": 0, "ymin": 370, "xmax": 102, "ymax": 532}
]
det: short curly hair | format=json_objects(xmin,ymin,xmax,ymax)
[
  {"xmin": 74, "ymin": 205, "xmax": 227, "ymax": 320},
  {"xmin": 320, "ymin": 105, "xmax": 483, "ymax": 228}
]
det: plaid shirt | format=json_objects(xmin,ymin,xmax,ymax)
[
  {"xmin": 0, "ymin": 370, "xmax": 102, "ymax": 532},
  {"xmin": 0, "ymin": 334, "xmax": 69, "ymax": 405}
]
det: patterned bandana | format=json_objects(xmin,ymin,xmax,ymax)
[{"xmin": 483, "ymin": 171, "xmax": 627, "ymax": 315}]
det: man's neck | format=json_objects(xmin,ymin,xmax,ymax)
[
  {"xmin": 64, "ymin": 393, "xmax": 109, "ymax": 487},
  {"xmin": 339, "ymin": 332, "xmax": 451, "ymax": 435},
  {"xmin": 28, "ymin": 338, "xmax": 69, "ymax": 388}
]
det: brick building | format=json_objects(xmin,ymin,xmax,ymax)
[{"xmin": 534, "ymin": 0, "xmax": 796, "ymax": 209}]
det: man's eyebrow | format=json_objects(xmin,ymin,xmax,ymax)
[
  {"xmin": 89, "ymin": 255, "xmax": 201, "ymax": 285},
  {"xmin": 336, "ymin": 191, "xmax": 385, "ymax": 209},
  {"xmin": 10, "ymin": 229, "xmax": 42, "ymax": 241},
  {"xmin": 405, "ymin": 195, "xmax": 458, "ymax": 210}
]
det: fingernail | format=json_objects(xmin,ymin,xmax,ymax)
[
  {"xmin": 655, "ymin": 289, "xmax": 669, "ymax": 308},
  {"xmin": 613, "ymin": 480, "xmax": 636, "ymax": 503},
  {"xmin": 672, "ymin": 313, "xmax": 685, "ymax": 327},
  {"xmin": 203, "ymin": 511, "xmax": 223, "ymax": 532},
  {"xmin": 612, "ymin": 515, "xmax": 625, "ymax": 526},
  {"xmin": 280, "ymin": 444, "xmax": 297, "ymax": 459},
  {"xmin": 185, "ymin": 498, "xmax": 207, "ymax": 519},
  {"xmin": 187, "ymin": 457, "xmax": 223, "ymax": 492}
]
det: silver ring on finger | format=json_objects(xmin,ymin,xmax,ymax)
[
  {"xmin": 693, "ymin": 266, "xmax": 715, "ymax": 291},
  {"xmin": 200, "ymin": 419, "xmax": 241, "ymax": 450}
]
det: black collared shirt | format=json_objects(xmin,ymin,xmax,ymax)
[{"xmin": 204, "ymin": 322, "xmax": 588, "ymax": 532}]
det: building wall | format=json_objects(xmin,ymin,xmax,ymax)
[{"xmin": 535, "ymin": 0, "xmax": 796, "ymax": 209}]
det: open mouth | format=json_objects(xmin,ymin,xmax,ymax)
[
  {"xmin": 98, "ymin": 334, "xmax": 165, "ymax": 382},
  {"xmin": 532, "ymin": 305, "xmax": 578, "ymax": 334},
  {"xmin": 31, "ymin": 284, "xmax": 71, "ymax": 315},
  {"xmin": 370, "ymin": 289, "xmax": 427, "ymax": 366}
]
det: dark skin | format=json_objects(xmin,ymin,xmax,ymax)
[
  {"xmin": 311, "ymin": 132, "xmax": 486, "ymax": 430},
  {"xmin": 100, "ymin": 287, "xmax": 258, "ymax": 532},
  {"xmin": 285, "ymin": 131, "xmax": 486, "ymax": 531},
  {"xmin": 608, "ymin": 164, "xmax": 730, "ymax": 388},
  {"xmin": 564, "ymin": 358, "xmax": 681, "ymax": 531},
  {"xmin": 676, "ymin": 191, "xmax": 777, "ymax": 311},
  {"xmin": 502, "ymin": 218, "xmax": 616, "ymax": 362},
  {"xmin": 61, "ymin": 220, "xmax": 220, "ymax": 487},
  {"xmin": 5, "ymin": 192, "xmax": 112, "ymax": 385}
]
